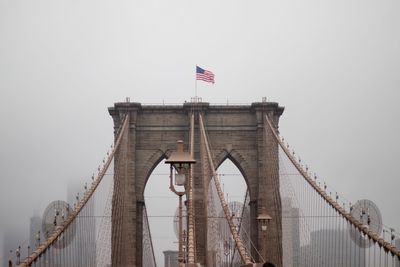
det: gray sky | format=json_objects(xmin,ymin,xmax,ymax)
[{"xmin": 1, "ymin": 0, "xmax": 399, "ymax": 264}]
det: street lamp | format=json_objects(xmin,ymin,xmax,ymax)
[
  {"xmin": 223, "ymin": 239, "xmax": 232, "ymax": 267},
  {"xmin": 257, "ymin": 208, "xmax": 272, "ymax": 263},
  {"xmin": 257, "ymin": 211, "xmax": 272, "ymax": 231},
  {"xmin": 165, "ymin": 140, "xmax": 196, "ymax": 266}
]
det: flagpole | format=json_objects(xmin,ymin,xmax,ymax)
[{"xmin": 195, "ymin": 65, "xmax": 198, "ymax": 100}]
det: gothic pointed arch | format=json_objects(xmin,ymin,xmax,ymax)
[
  {"xmin": 137, "ymin": 148, "xmax": 172, "ymax": 197},
  {"xmin": 214, "ymin": 148, "xmax": 252, "ymax": 197}
]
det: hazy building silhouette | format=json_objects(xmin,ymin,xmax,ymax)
[
  {"xmin": 282, "ymin": 198, "xmax": 300, "ymax": 267},
  {"xmin": 29, "ymin": 214, "xmax": 42, "ymax": 250},
  {"xmin": 163, "ymin": 250, "xmax": 178, "ymax": 267},
  {"xmin": 2, "ymin": 229, "xmax": 25, "ymax": 267},
  {"xmin": 301, "ymin": 229, "xmax": 366, "ymax": 267}
]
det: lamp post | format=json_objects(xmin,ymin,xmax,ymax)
[
  {"xmin": 223, "ymin": 239, "xmax": 232, "ymax": 267},
  {"xmin": 257, "ymin": 208, "xmax": 272, "ymax": 264},
  {"xmin": 165, "ymin": 140, "xmax": 196, "ymax": 266}
]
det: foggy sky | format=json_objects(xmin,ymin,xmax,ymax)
[{"xmin": 1, "ymin": 0, "xmax": 399, "ymax": 264}]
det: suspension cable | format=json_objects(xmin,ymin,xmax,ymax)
[
  {"xmin": 187, "ymin": 112, "xmax": 197, "ymax": 264},
  {"xmin": 198, "ymin": 113, "xmax": 252, "ymax": 265},
  {"xmin": 18, "ymin": 114, "xmax": 130, "ymax": 267},
  {"xmin": 264, "ymin": 114, "xmax": 400, "ymax": 259},
  {"xmin": 143, "ymin": 204, "xmax": 157, "ymax": 266}
]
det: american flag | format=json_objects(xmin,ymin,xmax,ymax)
[{"xmin": 196, "ymin": 66, "xmax": 215, "ymax": 84}]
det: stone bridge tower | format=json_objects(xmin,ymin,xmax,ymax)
[{"xmin": 109, "ymin": 100, "xmax": 284, "ymax": 267}]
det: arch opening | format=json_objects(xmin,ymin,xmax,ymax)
[
  {"xmin": 143, "ymin": 155, "xmax": 251, "ymax": 267},
  {"xmin": 214, "ymin": 149, "xmax": 252, "ymax": 199},
  {"xmin": 144, "ymin": 159, "xmax": 182, "ymax": 267},
  {"xmin": 207, "ymin": 158, "xmax": 250, "ymax": 266},
  {"xmin": 216, "ymin": 158, "xmax": 248, "ymax": 205}
]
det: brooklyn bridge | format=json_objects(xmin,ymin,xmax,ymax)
[{"xmin": 8, "ymin": 98, "xmax": 400, "ymax": 267}]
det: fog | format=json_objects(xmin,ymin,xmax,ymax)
[{"xmin": 0, "ymin": 0, "xmax": 399, "ymax": 264}]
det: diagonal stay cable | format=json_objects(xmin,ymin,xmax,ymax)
[
  {"xmin": 186, "ymin": 112, "xmax": 197, "ymax": 264},
  {"xmin": 198, "ymin": 113, "xmax": 252, "ymax": 265}
]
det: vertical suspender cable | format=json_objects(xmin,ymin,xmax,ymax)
[
  {"xmin": 18, "ymin": 114, "xmax": 129, "ymax": 267},
  {"xmin": 264, "ymin": 114, "xmax": 400, "ymax": 263}
]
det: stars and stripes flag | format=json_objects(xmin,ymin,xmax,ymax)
[{"xmin": 196, "ymin": 66, "xmax": 215, "ymax": 84}]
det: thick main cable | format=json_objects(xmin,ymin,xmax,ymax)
[{"xmin": 187, "ymin": 112, "xmax": 196, "ymax": 264}]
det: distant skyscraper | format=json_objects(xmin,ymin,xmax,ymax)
[
  {"xmin": 301, "ymin": 229, "xmax": 366, "ymax": 267},
  {"xmin": 29, "ymin": 215, "xmax": 42, "ymax": 249},
  {"xmin": 163, "ymin": 250, "xmax": 179, "ymax": 267},
  {"xmin": 282, "ymin": 198, "xmax": 300, "ymax": 267},
  {"xmin": 2, "ymin": 229, "xmax": 26, "ymax": 267}
]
